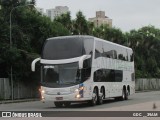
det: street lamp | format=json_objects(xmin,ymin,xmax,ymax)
[{"xmin": 10, "ymin": 4, "xmax": 34, "ymax": 100}]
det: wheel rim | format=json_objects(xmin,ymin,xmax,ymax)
[
  {"xmin": 125, "ymin": 90, "xmax": 128, "ymax": 100},
  {"xmin": 122, "ymin": 90, "xmax": 125, "ymax": 99},
  {"xmin": 94, "ymin": 93, "xmax": 97, "ymax": 104},
  {"xmin": 93, "ymin": 90, "xmax": 97, "ymax": 104},
  {"xmin": 102, "ymin": 89, "xmax": 105, "ymax": 100},
  {"xmin": 99, "ymin": 88, "xmax": 104, "ymax": 104}
]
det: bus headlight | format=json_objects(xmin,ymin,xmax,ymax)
[
  {"xmin": 39, "ymin": 86, "xmax": 45, "ymax": 94},
  {"xmin": 41, "ymin": 90, "xmax": 45, "ymax": 94},
  {"xmin": 74, "ymin": 87, "xmax": 84, "ymax": 92},
  {"xmin": 41, "ymin": 96, "xmax": 45, "ymax": 99},
  {"xmin": 70, "ymin": 86, "xmax": 85, "ymax": 93},
  {"xmin": 70, "ymin": 87, "xmax": 79, "ymax": 93},
  {"xmin": 76, "ymin": 94, "xmax": 81, "ymax": 98},
  {"xmin": 75, "ymin": 89, "xmax": 79, "ymax": 92}
]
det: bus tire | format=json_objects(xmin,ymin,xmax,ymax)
[
  {"xmin": 115, "ymin": 89, "xmax": 128, "ymax": 101},
  {"xmin": 115, "ymin": 89, "xmax": 125, "ymax": 101},
  {"xmin": 97, "ymin": 95, "xmax": 103, "ymax": 105},
  {"xmin": 120, "ymin": 89, "xmax": 125, "ymax": 101},
  {"xmin": 98, "ymin": 87, "xmax": 105, "ymax": 105},
  {"xmin": 125, "ymin": 90, "xmax": 129, "ymax": 100},
  {"xmin": 54, "ymin": 102, "xmax": 63, "ymax": 108},
  {"xmin": 88, "ymin": 88, "xmax": 98, "ymax": 106}
]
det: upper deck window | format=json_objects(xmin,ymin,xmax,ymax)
[{"xmin": 42, "ymin": 37, "xmax": 94, "ymax": 60}]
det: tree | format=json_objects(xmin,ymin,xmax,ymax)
[
  {"xmin": 0, "ymin": 1, "xmax": 70, "ymax": 82},
  {"xmin": 92, "ymin": 25, "xmax": 125, "ymax": 45},
  {"xmin": 127, "ymin": 26, "xmax": 160, "ymax": 78},
  {"xmin": 73, "ymin": 11, "xmax": 89, "ymax": 35},
  {"xmin": 87, "ymin": 21, "xmax": 94, "ymax": 35},
  {"xmin": 54, "ymin": 12, "xmax": 72, "ymax": 33},
  {"xmin": 29, "ymin": 0, "xmax": 36, "ymax": 5}
]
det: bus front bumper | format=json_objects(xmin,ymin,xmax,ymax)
[{"xmin": 41, "ymin": 93, "xmax": 91, "ymax": 102}]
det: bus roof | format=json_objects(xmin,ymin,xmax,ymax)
[
  {"xmin": 47, "ymin": 35, "xmax": 94, "ymax": 41},
  {"xmin": 94, "ymin": 37, "xmax": 132, "ymax": 51},
  {"xmin": 47, "ymin": 35, "xmax": 132, "ymax": 51}
]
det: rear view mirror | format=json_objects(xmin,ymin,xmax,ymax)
[{"xmin": 31, "ymin": 58, "xmax": 40, "ymax": 72}]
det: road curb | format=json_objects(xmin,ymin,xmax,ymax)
[
  {"xmin": 135, "ymin": 90, "xmax": 160, "ymax": 93},
  {"xmin": 0, "ymin": 99, "xmax": 40, "ymax": 104}
]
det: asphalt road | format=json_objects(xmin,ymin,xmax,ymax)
[
  {"xmin": 0, "ymin": 91, "xmax": 160, "ymax": 111},
  {"xmin": 0, "ymin": 91, "xmax": 160, "ymax": 120}
]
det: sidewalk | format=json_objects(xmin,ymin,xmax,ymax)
[
  {"xmin": 0, "ymin": 98, "xmax": 39, "ymax": 104},
  {"xmin": 135, "ymin": 90, "xmax": 160, "ymax": 93}
]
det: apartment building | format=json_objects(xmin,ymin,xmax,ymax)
[
  {"xmin": 46, "ymin": 6, "xmax": 69, "ymax": 21},
  {"xmin": 89, "ymin": 11, "xmax": 112, "ymax": 27}
]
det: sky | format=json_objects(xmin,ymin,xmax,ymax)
[{"xmin": 36, "ymin": 0, "xmax": 160, "ymax": 32}]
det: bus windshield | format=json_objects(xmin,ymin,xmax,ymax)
[
  {"xmin": 41, "ymin": 62, "xmax": 81, "ymax": 87},
  {"xmin": 41, "ymin": 37, "xmax": 94, "ymax": 60}
]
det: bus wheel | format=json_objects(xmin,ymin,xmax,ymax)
[
  {"xmin": 115, "ymin": 89, "xmax": 125, "ymax": 101},
  {"xmin": 98, "ymin": 87, "xmax": 105, "ymax": 105},
  {"xmin": 54, "ymin": 102, "xmax": 63, "ymax": 108},
  {"xmin": 64, "ymin": 102, "xmax": 71, "ymax": 107},
  {"xmin": 97, "ymin": 95, "xmax": 103, "ymax": 105},
  {"xmin": 125, "ymin": 90, "xmax": 129, "ymax": 100},
  {"xmin": 120, "ymin": 89, "xmax": 125, "ymax": 101},
  {"xmin": 88, "ymin": 88, "xmax": 98, "ymax": 106}
]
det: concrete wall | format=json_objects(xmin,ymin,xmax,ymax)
[
  {"xmin": 0, "ymin": 78, "xmax": 40, "ymax": 100},
  {"xmin": 135, "ymin": 78, "xmax": 160, "ymax": 91}
]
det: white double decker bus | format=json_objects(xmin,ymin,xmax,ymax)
[{"xmin": 31, "ymin": 35, "xmax": 135, "ymax": 107}]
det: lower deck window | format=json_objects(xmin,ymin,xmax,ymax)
[{"xmin": 94, "ymin": 69, "xmax": 123, "ymax": 82}]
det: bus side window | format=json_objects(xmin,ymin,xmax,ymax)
[
  {"xmin": 131, "ymin": 73, "xmax": 135, "ymax": 81},
  {"xmin": 95, "ymin": 41, "xmax": 103, "ymax": 59},
  {"xmin": 115, "ymin": 70, "xmax": 123, "ymax": 82},
  {"xmin": 128, "ymin": 50, "xmax": 134, "ymax": 62},
  {"xmin": 82, "ymin": 59, "xmax": 91, "ymax": 81},
  {"xmin": 109, "ymin": 70, "xmax": 115, "ymax": 82},
  {"xmin": 94, "ymin": 70, "xmax": 102, "ymax": 82}
]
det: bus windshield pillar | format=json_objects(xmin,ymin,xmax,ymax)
[{"xmin": 79, "ymin": 55, "xmax": 91, "ymax": 69}]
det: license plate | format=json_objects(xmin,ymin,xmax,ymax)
[{"xmin": 56, "ymin": 97, "xmax": 63, "ymax": 100}]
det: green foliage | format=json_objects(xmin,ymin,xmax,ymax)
[
  {"xmin": 0, "ymin": 1, "xmax": 70, "ymax": 82},
  {"xmin": 72, "ymin": 11, "xmax": 89, "ymax": 35},
  {"xmin": 93, "ymin": 25, "xmax": 125, "ymax": 45},
  {"xmin": 0, "ymin": 95, "xmax": 4, "ymax": 100},
  {"xmin": 54, "ymin": 12, "xmax": 72, "ymax": 32},
  {"xmin": 128, "ymin": 26, "xmax": 160, "ymax": 78},
  {"xmin": 29, "ymin": 0, "xmax": 36, "ymax": 5}
]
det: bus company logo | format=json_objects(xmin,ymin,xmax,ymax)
[
  {"xmin": 2, "ymin": 112, "xmax": 11, "ymax": 117},
  {"xmin": 57, "ymin": 92, "xmax": 61, "ymax": 95}
]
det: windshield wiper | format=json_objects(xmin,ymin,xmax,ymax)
[{"xmin": 60, "ymin": 81, "xmax": 80, "ymax": 85}]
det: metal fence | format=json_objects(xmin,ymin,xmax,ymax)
[
  {"xmin": 0, "ymin": 78, "xmax": 40, "ymax": 100},
  {"xmin": 0, "ymin": 78, "xmax": 11, "ymax": 100}
]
